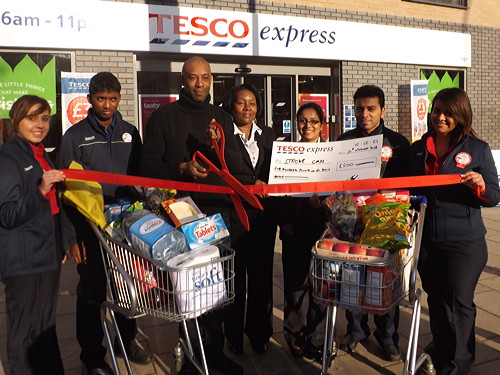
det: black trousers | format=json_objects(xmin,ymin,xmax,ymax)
[
  {"xmin": 418, "ymin": 237, "xmax": 487, "ymax": 375},
  {"xmin": 344, "ymin": 307, "xmax": 400, "ymax": 345},
  {"xmin": 224, "ymin": 207, "xmax": 276, "ymax": 349},
  {"xmin": 3, "ymin": 267, "xmax": 64, "ymax": 375},
  {"xmin": 77, "ymin": 220, "xmax": 136, "ymax": 369},
  {"xmin": 281, "ymin": 227, "xmax": 327, "ymax": 349}
]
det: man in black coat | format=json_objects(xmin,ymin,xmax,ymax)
[{"xmin": 140, "ymin": 56, "xmax": 244, "ymax": 375}]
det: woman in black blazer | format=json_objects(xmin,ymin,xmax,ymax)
[{"xmin": 222, "ymin": 84, "xmax": 278, "ymax": 355}]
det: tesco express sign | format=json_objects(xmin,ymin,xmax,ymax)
[
  {"xmin": 147, "ymin": 4, "xmax": 471, "ymax": 67},
  {"xmin": 148, "ymin": 5, "xmax": 335, "ymax": 55}
]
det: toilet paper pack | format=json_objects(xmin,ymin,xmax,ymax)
[{"xmin": 167, "ymin": 245, "xmax": 227, "ymax": 319}]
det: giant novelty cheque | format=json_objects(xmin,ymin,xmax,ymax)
[{"xmin": 268, "ymin": 135, "xmax": 383, "ymax": 196}]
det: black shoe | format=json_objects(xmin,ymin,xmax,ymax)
[
  {"xmin": 114, "ymin": 339, "xmax": 153, "ymax": 364},
  {"xmin": 250, "ymin": 340, "xmax": 267, "ymax": 354},
  {"xmin": 288, "ymin": 343, "xmax": 305, "ymax": 358},
  {"xmin": 304, "ymin": 341, "xmax": 337, "ymax": 364},
  {"xmin": 86, "ymin": 361, "xmax": 114, "ymax": 375},
  {"xmin": 227, "ymin": 339, "xmax": 244, "ymax": 355},
  {"xmin": 207, "ymin": 352, "xmax": 244, "ymax": 375},
  {"xmin": 374, "ymin": 332, "xmax": 401, "ymax": 362},
  {"xmin": 340, "ymin": 334, "xmax": 363, "ymax": 353},
  {"xmin": 424, "ymin": 341, "xmax": 435, "ymax": 357}
]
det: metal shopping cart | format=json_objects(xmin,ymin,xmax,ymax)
[
  {"xmin": 89, "ymin": 221, "xmax": 235, "ymax": 375},
  {"xmin": 310, "ymin": 197, "xmax": 434, "ymax": 375}
]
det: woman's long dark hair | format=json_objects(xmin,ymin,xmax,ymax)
[{"xmin": 430, "ymin": 87, "xmax": 478, "ymax": 146}]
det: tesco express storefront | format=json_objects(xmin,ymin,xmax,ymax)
[{"xmin": 0, "ymin": 1, "xmax": 471, "ymax": 144}]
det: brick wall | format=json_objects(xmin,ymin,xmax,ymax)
[{"xmin": 74, "ymin": 50, "xmax": 136, "ymax": 123}]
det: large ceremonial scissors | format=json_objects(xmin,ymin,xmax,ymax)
[{"xmin": 192, "ymin": 122, "xmax": 263, "ymax": 230}]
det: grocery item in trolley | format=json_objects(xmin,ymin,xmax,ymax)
[
  {"xmin": 363, "ymin": 248, "xmax": 412, "ymax": 314},
  {"xmin": 162, "ymin": 196, "xmax": 205, "ymax": 227},
  {"xmin": 122, "ymin": 209, "xmax": 188, "ymax": 266},
  {"xmin": 315, "ymin": 238, "xmax": 389, "ymax": 262},
  {"xmin": 340, "ymin": 262, "xmax": 365, "ymax": 307},
  {"xmin": 167, "ymin": 244, "xmax": 227, "ymax": 319},
  {"xmin": 180, "ymin": 213, "xmax": 230, "ymax": 250},
  {"xmin": 145, "ymin": 187, "xmax": 177, "ymax": 217},
  {"xmin": 324, "ymin": 192, "xmax": 359, "ymax": 242},
  {"xmin": 320, "ymin": 260, "xmax": 341, "ymax": 301},
  {"xmin": 360, "ymin": 201, "xmax": 412, "ymax": 251}
]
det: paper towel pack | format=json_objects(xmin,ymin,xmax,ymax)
[{"xmin": 167, "ymin": 245, "xmax": 227, "ymax": 319}]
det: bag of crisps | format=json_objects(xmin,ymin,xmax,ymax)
[{"xmin": 360, "ymin": 202, "xmax": 411, "ymax": 251}]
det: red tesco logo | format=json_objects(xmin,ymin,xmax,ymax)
[
  {"xmin": 150, "ymin": 14, "xmax": 249, "ymax": 38},
  {"xmin": 277, "ymin": 145, "xmax": 305, "ymax": 152}
]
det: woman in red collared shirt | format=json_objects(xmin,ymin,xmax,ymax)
[
  {"xmin": 408, "ymin": 88, "xmax": 500, "ymax": 375},
  {"xmin": 0, "ymin": 95, "xmax": 66, "ymax": 374}
]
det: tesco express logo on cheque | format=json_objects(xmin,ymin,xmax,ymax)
[{"xmin": 149, "ymin": 11, "xmax": 336, "ymax": 48}]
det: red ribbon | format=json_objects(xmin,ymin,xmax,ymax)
[
  {"xmin": 62, "ymin": 169, "xmax": 462, "ymax": 196},
  {"xmin": 62, "ymin": 169, "xmax": 461, "ymax": 231}
]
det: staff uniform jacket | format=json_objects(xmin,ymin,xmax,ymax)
[
  {"xmin": 408, "ymin": 133, "xmax": 500, "ymax": 242},
  {"xmin": 0, "ymin": 136, "xmax": 62, "ymax": 278},
  {"xmin": 337, "ymin": 119, "xmax": 410, "ymax": 178},
  {"xmin": 58, "ymin": 109, "xmax": 142, "ymax": 248},
  {"xmin": 58, "ymin": 108, "xmax": 142, "ymax": 204}
]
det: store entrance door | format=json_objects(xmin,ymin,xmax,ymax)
[
  {"xmin": 210, "ymin": 63, "xmax": 340, "ymax": 141},
  {"xmin": 136, "ymin": 60, "xmax": 341, "ymax": 141}
]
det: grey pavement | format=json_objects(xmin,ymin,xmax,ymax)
[{"xmin": 0, "ymin": 207, "xmax": 499, "ymax": 374}]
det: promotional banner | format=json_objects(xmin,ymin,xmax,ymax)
[
  {"xmin": 0, "ymin": 0, "xmax": 149, "ymax": 52},
  {"xmin": 1, "ymin": 1, "xmax": 471, "ymax": 67},
  {"xmin": 139, "ymin": 94, "xmax": 178, "ymax": 136},
  {"xmin": 61, "ymin": 72, "xmax": 95, "ymax": 134},
  {"xmin": 0, "ymin": 55, "xmax": 56, "ymax": 117},
  {"xmin": 268, "ymin": 135, "xmax": 383, "ymax": 196},
  {"xmin": 410, "ymin": 80, "xmax": 429, "ymax": 143},
  {"xmin": 298, "ymin": 93, "xmax": 329, "ymax": 141}
]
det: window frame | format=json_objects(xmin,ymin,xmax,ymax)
[{"xmin": 403, "ymin": 0, "xmax": 467, "ymax": 9}]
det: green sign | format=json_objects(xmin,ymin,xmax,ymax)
[
  {"xmin": 420, "ymin": 69, "xmax": 461, "ymax": 112},
  {"xmin": 0, "ymin": 55, "xmax": 56, "ymax": 117}
]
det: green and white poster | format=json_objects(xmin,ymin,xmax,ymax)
[{"xmin": 0, "ymin": 55, "xmax": 56, "ymax": 117}]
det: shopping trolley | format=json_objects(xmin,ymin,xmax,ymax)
[
  {"xmin": 89, "ymin": 221, "xmax": 235, "ymax": 375},
  {"xmin": 310, "ymin": 197, "xmax": 434, "ymax": 375}
]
